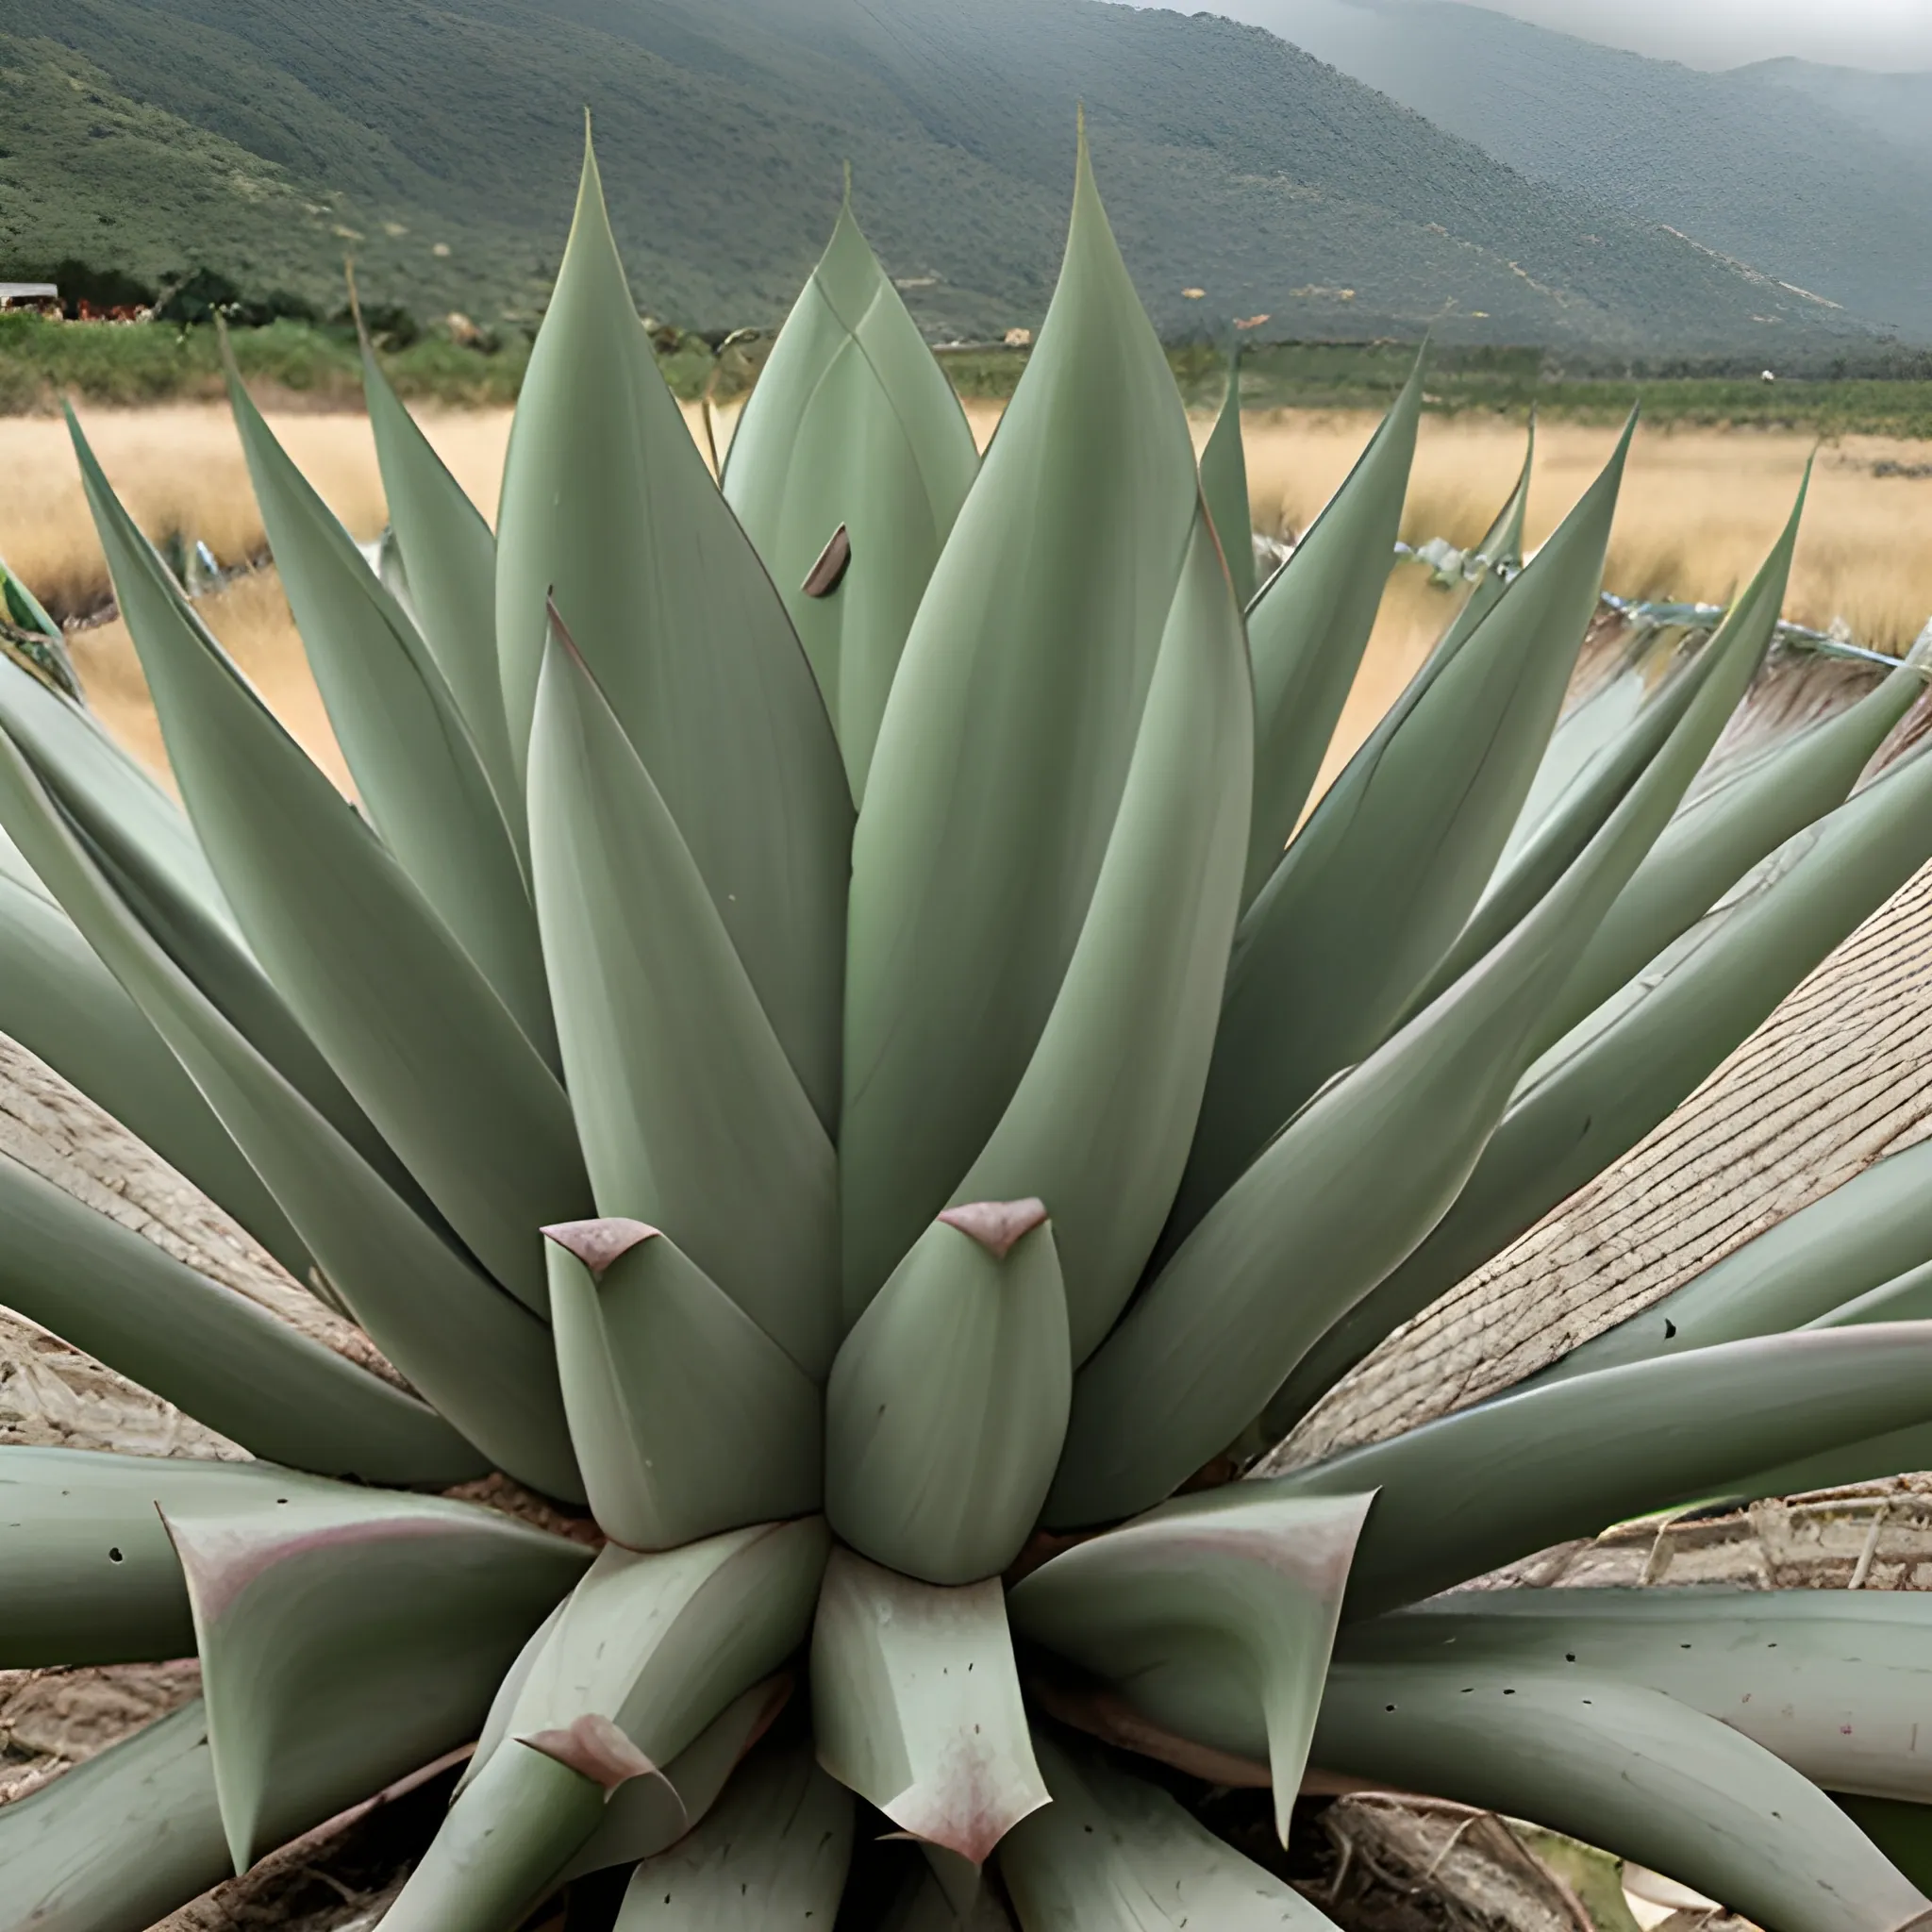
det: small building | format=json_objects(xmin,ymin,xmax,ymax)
[{"xmin": 0, "ymin": 284, "xmax": 59, "ymax": 315}]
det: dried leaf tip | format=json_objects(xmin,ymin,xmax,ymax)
[
  {"xmin": 803, "ymin": 525, "xmax": 852, "ymax": 599},
  {"xmin": 541, "ymin": 1216, "xmax": 659, "ymax": 1277},
  {"xmin": 518, "ymin": 1714, "xmax": 658, "ymax": 1792},
  {"xmin": 939, "ymin": 1198, "xmax": 1049, "ymax": 1259}
]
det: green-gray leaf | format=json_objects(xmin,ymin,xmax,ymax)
[
  {"xmin": 0, "ymin": 1154, "xmax": 483, "ymax": 1485},
  {"xmin": 70, "ymin": 408, "xmax": 591, "ymax": 1314},
  {"xmin": 839, "ymin": 123, "xmax": 1199, "ymax": 1317},
  {"xmin": 495, "ymin": 133, "xmax": 850, "ymax": 1128},
  {"xmin": 223, "ymin": 355, "xmax": 555, "ymax": 1061},
  {"xmin": 1177, "ymin": 414, "xmax": 1630, "ymax": 1238},
  {"xmin": 528, "ymin": 628, "xmax": 839, "ymax": 1376},
  {"xmin": 722, "ymin": 180, "xmax": 979, "ymax": 804},
  {"xmin": 1197, "ymin": 339, "xmax": 1255, "ymax": 609},
  {"xmin": 1263, "ymin": 1324, "xmax": 1932, "ymax": 1618},
  {"xmin": 955, "ymin": 501, "xmax": 1252, "ymax": 1362},
  {"xmin": 1239, "ymin": 351, "xmax": 1424, "ymax": 903}
]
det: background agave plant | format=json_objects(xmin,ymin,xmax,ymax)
[{"xmin": 6, "ymin": 119, "xmax": 1932, "ymax": 1931}]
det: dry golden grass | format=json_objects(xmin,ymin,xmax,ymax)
[{"xmin": 3, "ymin": 400, "xmax": 1927, "ymax": 806}]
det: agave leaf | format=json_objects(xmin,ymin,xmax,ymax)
[
  {"xmin": 615, "ymin": 1740, "xmax": 854, "ymax": 1927},
  {"xmin": 0, "ymin": 870, "xmax": 308, "ymax": 1274},
  {"xmin": 812, "ymin": 1546, "xmax": 1050, "ymax": 1867},
  {"xmin": 0, "ymin": 725, "xmax": 581, "ymax": 1498},
  {"xmin": 70, "ymin": 408, "xmax": 590, "ymax": 1314},
  {"xmin": 1262, "ymin": 1324, "xmax": 1932, "ymax": 1618},
  {"xmin": 403, "ymin": 1526, "xmax": 825, "ymax": 1928},
  {"xmin": 0, "ymin": 1449, "xmax": 346, "ymax": 1667},
  {"xmin": 1533, "ymin": 1132, "xmax": 1932, "ymax": 1388},
  {"xmin": 1050, "ymin": 596, "xmax": 1745, "ymax": 1527},
  {"xmin": 1343, "ymin": 709, "xmax": 1932, "ymax": 1401},
  {"xmin": 1311, "ymin": 1664, "xmax": 1927, "ymax": 1932},
  {"xmin": 1177, "ymin": 415, "xmax": 1631, "ymax": 1237},
  {"xmin": 1008, "ymin": 1489, "xmax": 1370, "ymax": 1841},
  {"xmin": 495, "ymin": 134, "xmax": 850, "ymax": 1127},
  {"xmin": 1415, "ymin": 422, "xmax": 1535, "ymax": 675},
  {"xmin": 1197, "ymin": 339, "xmax": 1255, "ymax": 609},
  {"xmin": 163, "ymin": 1488, "xmax": 590, "ymax": 1871},
  {"xmin": 0, "ymin": 1155, "xmax": 483, "ymax": 1486},
  {"xmin": 955, "ymin": 502, "xmax": 1252, "ymax": 1361},
  {"xmin": 0, "ymin": 642, "xmax": 229, "ymax": 933},
  {"xmin": 1398, "ymin": 470, "xmax": 1798, "ymax": 1029},
  {"xmin": 358, "ymin": 324, "xmax": 525, "ymax": 848},
  {"xmin": 1540, "ymin": 620, "xmax": 1932, "ymax": 1050},
  {"xmin": 559, "ymin": 1675, "xmax": 794, "ymax": 1883},
  {"xmin": 377, "ymin": 1722, "xmax": 649, "ymax": 1932},
  {"xmin": 0, "ymin": 549, "xmax": 75, "ymax": 696},
  {"xmin": 489, "ymin": 1522, "xmax": 829, "ymax": 1780},
  {"xmin": 527, "ymin": 626, "xmax": 839, "ymax": 1374},
  {"xmin": 542, "ymin": 1219, "xmax": 822, "ymax": 1550},
  {"xmin": 222, "ymin": 357, "xmax": 555, "ymax": 1059},
  {"xmin": 1340, "ymin": 1589, "xmax": 1932, "ymax": 1805},
  {"xmin": 840, "ymin": 122, "xmax": 1198, "ymax": 1315},
  {"xmin": 17, "ymin": 730, "xmax": 416, "ymax": 1202},
  {"xmin": 999, "ymin": 1728, "xmax": 1340, "ymax": 1931},
  {"xmin": 0, "ymin": 1701, "xmax": 230, "ymax": 1932},
  {"xmin": 1497, "ymin": 618, "xmax": 1694, "ymax": 871},
  {"xmin": 722, "ymin": 179, "xmax": 979, "ymax": 803},
  {"xmin": 826, "ymin": 1205, "xmax": 1069, "ymax": 1585},
  {"xmin": 1239, "ymin": 351, "xmax": 1424, "ymax": 903}
]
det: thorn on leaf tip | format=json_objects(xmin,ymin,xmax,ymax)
[
  {"xmin": 940, "ymin": 1198, "xmax": 1049, "ymax": 1259},
  {"xmin": 541, "ymin": 1217, "xmax": 659, "ymax": 1276}
]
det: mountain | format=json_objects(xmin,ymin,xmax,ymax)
[
  {"xmin": 1157, "ymin": 0, "xmax": 1932, "ymax": 339},
  {"xmin": 0, "ymin": 0, "xmax": 1892, "ymax": 349}
]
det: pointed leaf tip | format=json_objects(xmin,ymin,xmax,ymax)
[
  {"xmin": 939, "ymin": 1198, "xmax": 1049, "ymax": 1258},
  {"xmin": 542, "ymin": 1217, "xmax": 660, "ymax": 1276},
  {"xmin": 519, "ymin": 1714, "xmax": 659, "ymax": 1792}
]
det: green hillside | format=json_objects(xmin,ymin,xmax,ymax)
[
  {"xmin": 1183, "ymin": 0, "xmax": 1932, "ymax": 340},
  {"xmin": 0, "ymin": 0, "xmax": 1891, "ymax": 349}
]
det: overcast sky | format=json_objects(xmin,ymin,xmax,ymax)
[
  {"xmin": 1455, "ymin": 0, "xmax": 1932, "ymax": 71},
  {"xmin": 1129, "ymin": 0, "xmax": 1932, "ymax": 70}
]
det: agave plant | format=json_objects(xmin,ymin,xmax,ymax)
[{"xmin": 7, "ymin": 122, "xmax": 1932, "ymax": 1930}]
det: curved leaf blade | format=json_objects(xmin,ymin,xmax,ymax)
[
  {"xmin": 723, "ymin": 183, "xmax": 979, "ymax": 803},
  {"xmin": 827, "ymin": 1208, "xmax": 1069, "ymax": 1585},
  {"xmin": 999, "ymin": 1728, "xmax": 1340, "ymax": 1931},
  {"xmin": 0, "ymin": 1154, "xmax": 484, "ymax": 1486},
  {"xmin": 70, "ymin": 407, "xmax": 591, "ymax": 1314},
  {"xmin": 1264, "ymin": 1324, "xmax": 1932, "ymax": 1618},
  {"xmin": 1009, "ymin": 1488, "xmax": 1370, "ymax": 1841},
  {"xmin": 1051, "ymin": 607, "xmax": 1741, "ymax": 1526},
  {"xmin": 528, "ymin": 627, "xmax": 839, "ymax": 1375},
  {"xmin": 1356, "ymin": 711, "xmax": 1932, "ymax": 1389},
  {"xmin": 0, "ymin": 870, "xmax": 308, "ymax": 1274},
  {"xmin": 1197, "ymin": 340, "xmax": 1255, "ymax": 610},
  {"xmin": 1240, "ymin": 351, "xmax": 1424, "ymax": 902},
  {"xmin": 1312, "ymin": 1663, "xmax": 1927, "ymax": 1932},
  {"xmin": 956, "ymin": 501, "xmax": 1252, "ymax": 1361},
  {"xmin": 1179, "ymin": 414, "xmax": 1631, "ymax": 1237},
  {"xmin": 812, "ymin": 1546, "xmax": 1050, "ymax": 1868},
  {"xmin": 223, "ymin": 358, "xmax": 555, "ymax": 1059},
  {"xmin": 615, "ymin": 1740, "xmax": 854, "ymax": 1928},
  {"xmin": 543, "ymin": 1219, "xmax": 823, "ymax": 1550},
  {"xmin": 840, "ymin": 122, "xmax": 1199, "ymax": 1315},
  {"xmin": 496, "ymin": 134, "xmax": 850, "ymax": 1127},
  {"xmin": 359, "ymin": 324, "xmax": 525, "ymax": 849},
  {"xmin": 164, "ymin": 1488, "xmax": 589, "ymax": 1871},
  {"xmin": 0, "ymin": 723, "xmax": 581, "ymax": 1498},
  {"xmin": 1341, "ymin": 1589, "xmax": 1932, "ymax": 1806}
]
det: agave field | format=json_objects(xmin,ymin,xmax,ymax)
[{"xmin": 8, "ymin": 123, "xmax": 1932, "ymax": 1928}]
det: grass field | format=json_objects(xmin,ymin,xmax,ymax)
[{"xmin": 5, "ymin": 398, "xmax": 1928, "ymax": 806}]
